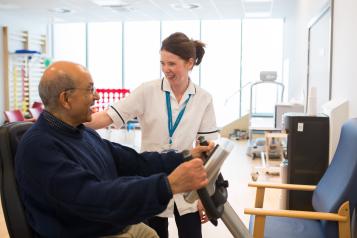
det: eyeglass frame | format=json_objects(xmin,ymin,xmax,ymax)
[{"xmin": 63, "ymin": 86, "xmax": 97, "ymax": 95}]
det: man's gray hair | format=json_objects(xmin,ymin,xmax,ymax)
[{"xmin": 38, "ymin": 70, "xmax": 75, "ymax": 110}]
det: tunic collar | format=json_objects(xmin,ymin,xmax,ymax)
[{"xmin": 161, "ymin": 77, "xmax": 196, "ymax": 95}]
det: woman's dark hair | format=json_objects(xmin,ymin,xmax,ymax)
[{"xmin": 161, "ymin": 32, "xmax": 206, "ymax": 66}]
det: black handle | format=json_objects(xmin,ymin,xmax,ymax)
[{"xmin": 197, "ymin": 136, "xmax": 228, "ymax": 226}]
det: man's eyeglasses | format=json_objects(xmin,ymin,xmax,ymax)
[{"xmin": 63, "ymin": 86, "xmax": 97, "ymax": 95}]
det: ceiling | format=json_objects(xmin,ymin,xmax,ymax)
[{"xmin": 0, "ymin": 0, "xmax": 295, "ymax": 23}]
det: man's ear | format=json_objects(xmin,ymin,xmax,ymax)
[{"xmin": 58, "ymin": 91, "xmax": 72, "ymax": 110}]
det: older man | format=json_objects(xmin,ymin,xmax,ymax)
[{"xmin": 15, "ymin": 61, "xmax": 212, "ymax": 238}]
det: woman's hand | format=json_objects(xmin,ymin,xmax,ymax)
[
  {"xmin": 190, "ymin": 141, "xmax": 215, "ymax": 162},
  {"xmin": 197, "ymin": 200, "xmax": 209, "ymax": 224}
]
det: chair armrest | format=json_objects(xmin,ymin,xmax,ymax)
[
  {"xmin": 248, "ymin": 182, "xmax": 316, "ymax": 191},
  {"xmin": 245, "ymin": 201, "xmax": 351, "ymax": 238},
  {"xmin": 249, "ymin": 182, "xmax": 316, "ymax": 208},
  {"xmin": 244, "ymin": 208, "xmax": 347, "ymax": 222},
  {"xmin": 25, "ymin": 118, "xmax": 36, "ymax": 122}
]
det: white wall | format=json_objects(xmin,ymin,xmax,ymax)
[
  {"xmin": 331, "ymin": 0, "xmax": 357, "ymax": 117},
  {"xmin": 0, "ymin": 17, "xmax": 48, "ymax": 123},
  {"xmin": 0, "ymin": 25, "xmax": 4, "ymax": 123},
  {"xmin": 285, "ymin": 0, "xmax": 357, "ymax": 119},
  {"xmin": 284, "ymin": 0, "xmax": 329, "ymax": 104}
]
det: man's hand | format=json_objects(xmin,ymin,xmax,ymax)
[{"xmin": 167, "ymin": 158, "xmax": 208, "ymax": 194}]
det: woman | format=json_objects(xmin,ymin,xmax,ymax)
[{"xmin": 87, "ymin": 32, "xmax": 219, "ymax": 238}]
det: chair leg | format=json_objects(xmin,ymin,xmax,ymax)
[
  {"xmin": 255, "ymin": 187, "xmax": 265, "ymax": 208},
  {"xmin": 253, "ymin": 215, "xmax": 266, "ymax": 238},
  {"xmin": 338, "ymin": 201, "xmax": 351, "ymax": 238}
]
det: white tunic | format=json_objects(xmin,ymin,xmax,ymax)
[{"xmin": 107, "ymin": 78, "xmax": 219, "ymax": 217}]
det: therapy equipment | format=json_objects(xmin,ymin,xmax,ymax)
[
  {"xmin": 246, "ymin": 71, "xmax": 285, "ymax": 159},
  {"xmin": 183, "ymin": 137, "xmax": 251, "ymax": 238}
]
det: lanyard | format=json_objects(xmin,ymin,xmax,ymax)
[{"xmin": 165, "ymin": 91, "xmax": 191, "ymax": 145}]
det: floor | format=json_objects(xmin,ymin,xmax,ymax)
[{"xmin": 0, "ymin": 128, "xmax": 283, "ymax": 238}]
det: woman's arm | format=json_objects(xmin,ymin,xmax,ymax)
[{"xmin": 85, "ymin": 110, "xmax": 114, "ymax": 129}]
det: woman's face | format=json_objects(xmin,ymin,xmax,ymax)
[{"xmin": 160, "ymin": 50, "xmax": 194, "ymax": 85}]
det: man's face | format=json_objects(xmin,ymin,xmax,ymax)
[{"xmin": 65, "ymin": 74, "xmax": 99, "ymax": 125}]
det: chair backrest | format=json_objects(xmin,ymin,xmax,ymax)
[
  {"xmin": 4, "ymin": 110, "xmax": 25, "ymax": 122},
  {"xmin": 31, "ymin": 101, "xmax": 43, "ymax": 109},
  {"xmin": 28, "ymin": 107, "xmax": 43, "ymax": 120},
  {"xmin": 0, "ymin": 122, "xmax": 34, "ymax": 238},
  {"xmin": 312, "ymin": 118, "xmax": 357, "ymax": 237}
]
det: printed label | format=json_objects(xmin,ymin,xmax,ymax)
[{"xmin": 297, "ymin": 122, "xmax": 304, "ymax": 132}]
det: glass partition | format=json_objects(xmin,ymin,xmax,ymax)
[
  {"xmin": 241, "ymin": 19, "xmax": 284, "ymax": 116},
  {"xmin": 201, "ymin": 20, "xmax": 242, "ymax": 127}
]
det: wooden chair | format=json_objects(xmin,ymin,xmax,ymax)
[
  {"xmin": 245, "ymin": 118, "xmax": 357, "ymax": 238},
  {"xmin": 31, "ymin": 101, "xmax": 43, "ymax": 109}
]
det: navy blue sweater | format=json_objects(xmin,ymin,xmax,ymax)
[{"xmin": 15, "ymin": 112, "xmax": 184, "ymax": 237}]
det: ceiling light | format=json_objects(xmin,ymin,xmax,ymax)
[
  {"xmin": 109, "ymin": 5, "xmax": 135, "ymax": 12},
  {"xmin": 92, "ymin": 0, "xmax": 136, "ymax": 12},
  {"xmin": 171, "ymin": 3, "xmax": 200, "ymax": 10},
  {"xmin": 49, "ymin": 8, "xmax": 74, "ymax": 14}
]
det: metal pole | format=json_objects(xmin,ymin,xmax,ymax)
[{"xmin": 221, "ymin": 202, "xmax": 252, "ymax": 238}]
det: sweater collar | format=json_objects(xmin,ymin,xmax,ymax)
[{"xmin": 42, "ymin": 110, "xmax": 85, "ymax": 136}]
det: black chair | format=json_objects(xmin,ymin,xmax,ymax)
[{"xmin": 0, "ymin": 122, "xmax": 34, "ymax": 238}]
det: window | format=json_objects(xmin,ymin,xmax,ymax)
[
  {"xmin": 241, "ymin": 19, "xmax": 284, "ymax": 116},
  {"xmin": 201, "ymin": 20, "xmax": 242, "ymax": 127},
  {"xmin": 123, "ymin": 21, "xmax": 161, "ymax": 90},
  {"xmin": 88, "ymin": 22, "xmax": 122, "ymax": 89},
  {"xmin": 53, "ymin": 23, "xmax": 86, "ymax": 66},
  {"xmin": 51, "ymin": 19, "xmax": 284, "ymax": 127}
]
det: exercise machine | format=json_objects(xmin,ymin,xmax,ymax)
[
  {"xmin": 183, "ymin": 137, "xmax": 251, "ymax": 238},
  {"xmin": 246, "ymin": 71, "xmax": 285, "ymax": 159}
]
